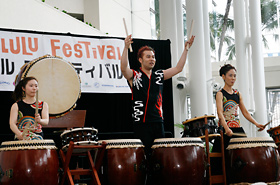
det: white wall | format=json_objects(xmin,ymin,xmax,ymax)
[
  {"xmin": 0, "ymin": 0, "xmax": 106, "ymax": 36},
  {"xmin": 263, "ymin": 56, "xmax": 280, "ymax": 88},
  {"xmin": 45, "ymin": 0, "xmax": 152, "ymax": 38},
  {"xmin": 210, "ymin": 56, "xmax": 280, "ymax": 90},
  {"xmin": 44, "ymin": 0, "xmax": 84, "ymax": 14},
  {"xmin": 131, "ymin": 0, "xmax": 152, "ymax": 39},
  {"xmin": 84, "ymin": 0, "xmax": 100, "ymax": 30},
  {"xmin": 99, "ymin": 0, "xmax": 132, "ymax": 37}
]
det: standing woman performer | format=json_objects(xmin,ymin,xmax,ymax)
[
  {"xmin": 9, "ymin": 77, "xmax": 49, "ymax": 140},
  {"xmin": 215, "ymin": 64, "xmax": 265, "ymax": 149}
]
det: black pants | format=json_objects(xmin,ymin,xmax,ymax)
[
  {"xmin": 133, "ymin": 122, "xmax": 165, "ymax": 159},
  {"xmin": 212, "ymin": 127, "xmax": 246, "ymax": 152},
  {"xmin": 211, "ymin": 127, "xmax": 246, "ymax": 175}
]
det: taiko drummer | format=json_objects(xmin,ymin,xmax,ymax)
[
  {"xmin": 214, "ymin": 64, "xmax": 265, "ymax": 149},
  {"xmin": 9, "ymin": 77, "xmax": 49, "ymax": 140},
  {"xmin": 120, "ymin": 34, "xmax": 195, "ymax": 158}
]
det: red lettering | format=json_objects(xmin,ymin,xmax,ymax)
[
  {"xmin": 97, "ymin": 45, "xmax": 105, "ymax": 60},
  {"xmin": 92, "ymin": 48, "xmax": 97, "ymax": 59},
  {"xmin": 117, "ymin": 47, "xmax": 121, "ymax": 60},
  {"xmin": 107, "ymin": 45, "xmax": 116, "ymax": 60},
  {"xmin": 78, "ymin": 41, "xmax": 91, "ymax": 58},
  {"xmin": 1, "ymin": 38, "xmax": 8, "ymax": 53},
  {"xmin": 28, "ymin": 37, "xmax": 38, "ymax": 52},
  {"xmin": 50, "ymin": 39, "xmax": 60, "ymax": 56},
  {"xmin": 21, "ymin": 37, "xmax": 32, "ymax": 55},
  {"xmin": 74, "ymin": 44, "xmax": 82, "ymax": 58},
  {"xmin": 10, "ymin": 37, "xmax": 20, "ymax": 54},
  {"xmin": 62, "ymin": 43, "xmax": 72, "ymax": 57}
]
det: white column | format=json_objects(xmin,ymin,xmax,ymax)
[
  {"xmin": 249, "ymin": 0, "xmax": 269, "ymax": 137},
  {"xmin": 175, "ymin": 0, "xmax": 185, "ymax": 58},
  {"xmin": 175, "ymin": 0, "xmax": 188, "ymax": 123},
  {"xmin": 233, "ymin": 0, "xmax": 252, "ymax": 136},
  {"xmin": 202, "ymin": 0, "xmax": 214, "ymax": 115},
  {"xmin": 245, "ymin": 0, "xmax": 255, "ymax": 136},
  {"xmin": 159, "ymin": 0, "xmax": 181, "ymax": 137},
  {"xmin": 185, "ymin": 0, "xmax": 208, "ymax": 117}
]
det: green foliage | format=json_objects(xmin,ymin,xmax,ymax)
[{"xmin": 209, "ymin": 0, "xmax": 280, "ymax": 61}]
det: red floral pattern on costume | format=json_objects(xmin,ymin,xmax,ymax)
[{"xmin": 222, "ymin": 89, "xmax": 240, "ymax": 128}]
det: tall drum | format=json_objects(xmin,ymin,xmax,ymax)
[
  {"xmin": 15, "ymin": 55, "xmax": 81, "ymax": 117},
  {"xmin": 150, "ymin": 138, "xmax": 206, "ymax": 185},
  {"xmin": 100, "ymin": 139, "xmax": 147, "ymax": 185},
  {"xmin": 226, "ymin": 137, "xmax": 280, "ymax": 184},
  {"xmin": 0, "ymin": 140, "xmax": 59, "ymax": 185}
]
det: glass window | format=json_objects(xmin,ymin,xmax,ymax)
[{"xmin": 267, "ymin": 88, "xmax": 280, "ymax": 128}]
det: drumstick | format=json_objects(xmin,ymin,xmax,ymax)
[
  {"xmin": 35, "ymin": 90, "xmax": 39, "ymax": 127},
  {"xmin": 258, "ymin": 120, "xmax": 271, "ymax": 131},
  {"xmin": 123, "ymin": 18, "xmax": 133, "ymax": 52},
  {"xmin": 186, "ymin": 19, "xmax": 195, "ymax": 50},
  {"xmin": 231, "ymin": 133, "xmax": 247, "ymax": 137}
]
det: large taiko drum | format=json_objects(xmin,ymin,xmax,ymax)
[
  {"xmin": 15, "ymin": 55, "xmax": 81, "ymax": 117},
  {"xmin": 0, "ymin": 140, "xmax": 59, "ymax": 185},
  {"xmin": 226, "ymin": 137, "xmax": 280, "ymax": 184},
  {"xmin": 99, "ymin": 139, "xmax": 147, "ymax": 185},
  {"xmin": 182, "ymin": 115, "xmax": 217, "ymax": 137},
  {"xmin": 150, "ymin": 138, "xmax": 206, "ymax": 185}
]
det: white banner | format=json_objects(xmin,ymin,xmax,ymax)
[{"xmin": 0, "ymin": 30, "xmax": 131, "ymax": 93}]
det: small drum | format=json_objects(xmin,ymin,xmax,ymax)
[
  {"xmin": 268, "ymin": 125, "xmax": 280, "ymax": 145},
  {"xmin": 0, "ymin": 140, "xmax": 59, "ymax": 185},
  {"xmin": 60, "ymin": 127, "xmax": 98, "ymax": 152},
  {"xmin": 15, "ymin": 55, "xmax": 81, "ymax": 117},
  {"xmin": 182, "ymin": 115, "xmax": 217, "ymax": 137},
  {"xmin": 150, "ymin": 138, "xmax": 206, "ymax": 185},
  {"xmin": 99, "ymin": 139, "xmax": 147, "ymax": 185},
  {"xmin": 226, "ymin": 137, "xmax": 280, "ymax": 184}
]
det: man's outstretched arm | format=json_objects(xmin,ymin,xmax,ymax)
[
  {"xmin": 121, "ymin": 34, "xmax": 134, "ymax": 85},
  {"xmin": 163, "ymin": 35, "xmax": 195, "ymax": 80}
]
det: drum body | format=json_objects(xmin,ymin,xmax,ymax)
[
  {"xmin": 60, "ymin": 127, "xmax": 98, "ymax": 146},
  {"xmin": 183, "ymin": 115, "xmax": 217, "ymax": 137},
  {"xmin": 268, "ymin": 125, "xmax": 280, "ymax": 142},
  {"xmin": 226, "ymin": 137, "xmax": 280, "ymax": 184},
  {"xmin": 0, "ymin": 140, "xmax": 59, "ymax": 185},
  {"xmin": 100, "ymin": 139, "xmax": 146, "ymax": 185},
  {"xmin": 150, "ymin": 138, "xmax": 206, "ymax": 185},
  {"xmin": 15, "ymin": 55, "xmax": 81, "ymax": 117}
]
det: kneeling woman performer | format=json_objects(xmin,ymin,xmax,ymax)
[{"xmin": 9, "ymin": 77, "xmax": 49, "ymax": 140}]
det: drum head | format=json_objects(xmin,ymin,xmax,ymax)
[
  {"xmin": 227, "ymin": 137, "xmax": 277, "ymax": 150},
  {"xmin": 182, "ymin": 115, "xmax": 216, "ymax": 125},
  {"xmin": 152, "ymin": 137, "xmax": 204, "ymax": 149},
  {"xmin": 99, "ymin": 139, "xmax": 144, "ymax": 149},
  {"xmin": 21, "ymin": 55, "xmax": 81, "ymax": 117},
  {"xmin": 0, "ymin": 139, "xmax": 57, "ymax": 151}
]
